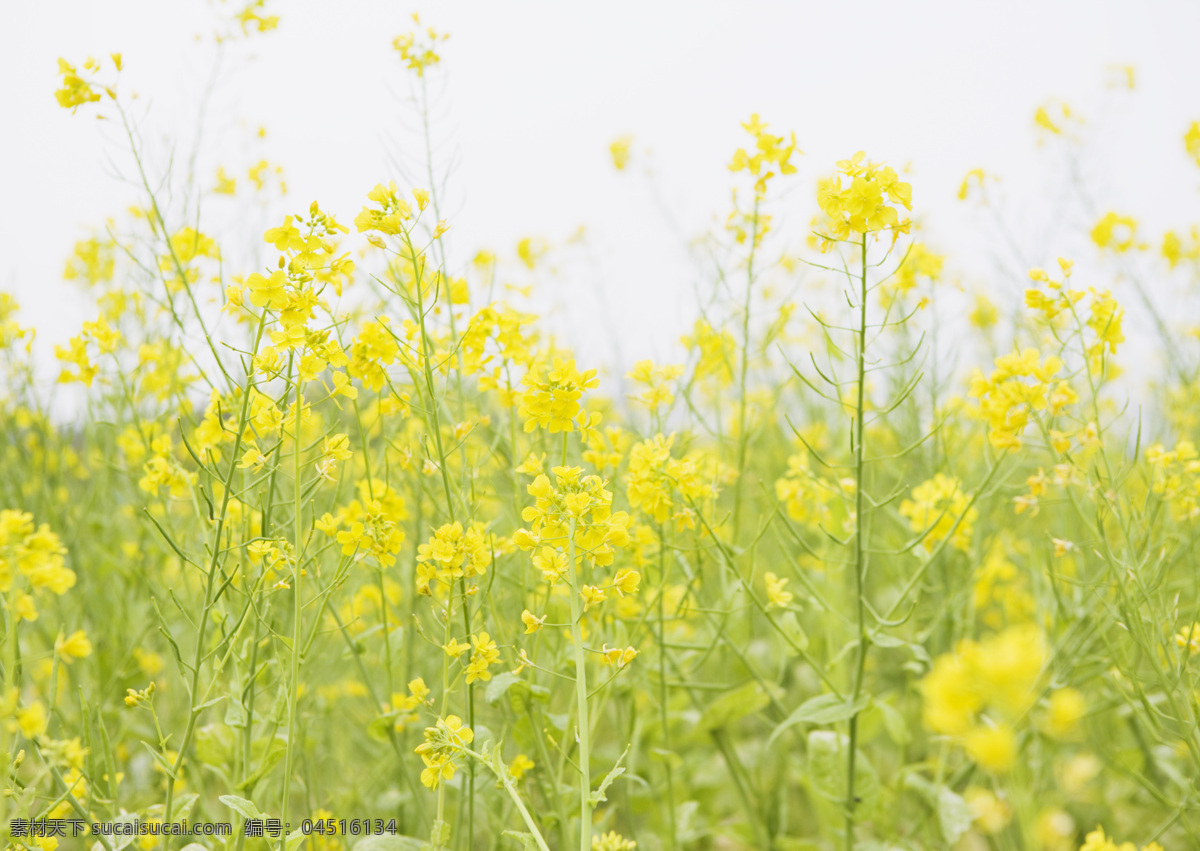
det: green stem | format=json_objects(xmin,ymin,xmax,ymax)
[
  {"xmin": 845, "ymin": 233, "xmax": 869, "ymax": 851},
  {"xmin": 566, "ymin": 517, "xmax": 591, "ymax": 851},
  {"xmin": 280, "ymin": 380, "xmax": 304, "ymax": 850}
]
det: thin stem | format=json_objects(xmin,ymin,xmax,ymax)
[
  {"xmin": 845, "ymin": 233, "xmax": 869, "ymax": 851},
  {"xmin": 280, "ymin": 378, "xmax": 304, "ymax": 850},
  {"xmin": 566, "ymin": 517, "xmax": 591, "ymax": 851}
]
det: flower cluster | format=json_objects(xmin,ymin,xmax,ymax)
[
  {"xmin": 518, "ymin": 357, "xmax": 599, "ymax": 434},
  {"xmin": 967, "ymin": 348, "xmax": 1075, "ymax": 450},
  {"xmin": 728, "ymin": 113, "xmax": 800, "ymax": 198},
  {"xmin": 1078, "ymin": 827, "xmax": 1163, "ymax": 851},
  {"xmin": 516, "ymin": 467, "xmax": 631, "ymax": 569},
  {"xmin": 392, "ymin": 13, "xmax": 448, "ymax": 77},
  {"xmin": 625, "ymin": 433, "xmax": 716, "ymax": 528},
  {"xmin": 53, "ymin": 55, "xmax": 118, "ymax": 111},
  {"xmin": 816, "ymin": 151, "xmax": 912, "ymax": 246},
  {"xmin": 414, "ymin": 521, "xmax": 492, "ymax": 596},
  {"xmin": 1145, "ymin": 441, "xmax": 1200, "ymax": 520},
  {"xmin": 0, "ymin": 511, "xmax": 75, "ymax": 614},
  {"xmin": 899, "ymin": 473, "xmax": 977, "ymax": 552},
  {"xmin": 317, "ymin": 479, "xmax": 409, "ymax": 568},
  {"xmin": 920, "ymin": 625, "xmax": 1047, "ymax": 772},
  {"xmin": 414, "ymin": 715, "xmax": 474, "ymax": 789}
]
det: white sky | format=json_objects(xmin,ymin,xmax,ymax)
[{"xmin": 3, "ymin": 0, "xmax": 1200, "ymax": 380}]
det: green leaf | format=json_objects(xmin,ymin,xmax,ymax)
[
  {"xmin": 142, "ymin": 743, "xmax": 177, "ymax": 780},
  {"xmin": 237, "ymin": 735, "xmax": 288, "ymax": 791},
  {"xmin": 875, "ymin": 699, "xmax": 910, "ymax": 747},
  {"xmin": 902, "ymin": 775, "xmax": 971, "ymax": 845},
  {"xmin": 224, "ymin": 697, "xmax": 248, "ymax": 729},
  {"xmin": 937, "ymin": 785, "xmax": 972, "ymax": 845},
  {"xmin": 219, "ymin": 794, "xmax": 265, "ymax": 821},
  {"xmin": 806, "ymin": 730, "xmax": 879, "ymax": 814},
  {"xmin": 195, "ymin": 723, "xmax": 235, "ymax": 768},
  {"xmin": 502, "ymin": 831, "xmax": 540, "ymax": 850},
  {"xmin": 485, "ymin": 672, "xmax": 522, "ymax": 705},
  {"xmin": 588, "ymin": 744, "xmax": 631, "ymax": 806},
  {"xmin": 368, "ymin": 712, "xmax": 400, "ymax": 742},
  {"xmin": 778, "ymin": 612, "xmax": 809, "ymax": 651},
  {"xmin": 770, "ymin": 694, "xmax": 869, "ymax": 746},
  {"xmin": 697, "ymin": 682, "xmax": 771, "ymax": 733}
]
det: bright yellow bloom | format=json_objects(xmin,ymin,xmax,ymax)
[{"xmin": 764, "ymin": 572, "xmax": 793, "ymax": 609}]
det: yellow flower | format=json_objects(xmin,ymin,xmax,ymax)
[
  {"xmin": 592, "ymin": 830, "xmax": 637, "ymax": 851},
  {"xmin": 1044, "ymin": 688, "xmax": 1086, "ymax": 739},
  {"xmin": 518, "ymin": 357, "xmax": 598, "ymax": 433},
  {"xmin": 816, "ymin": 151, "xmax": 911, "ymax": 244},
  {"xmin": 899, "ymin": 474, "xmax": 976, "ymax": 551},
  {"xmin": 962, "ymin": 723, "xmax": 1015, "ymax": 773},
  {"xmin": 1091, "ymin": 212, "xmax": 1140, "ymax": 253},
  {"xmin": 610, "ymin": 135, "xmax": 633, "ymax": 171},
  {"xmin": 580, "ymin": 584, "xmax": 606, "ymax": 611},
  {"xmin": 509, "ymin": 753, "xmax": 534, "ymax": 780},
  {"xmin": 611, "ymin": 568, "xmax": 640, "ymax": 597},
  {"xmin": 764, "ymin": 572, "xmax": 794, "ymax": 609},
  {"xmin": 54, "ymin": 58, "xmax": 102, "ymax": 111},
  {"xmin": 55, "ymin": 630, "xmax": 93, "ymax": 663},
  {"xmin": 1174, "ymin": 623, "xmax": 1200, "ymax": 654},
  {"xmin": 521, "ymin": 610, "xmax": 545, "ymax": 634}
]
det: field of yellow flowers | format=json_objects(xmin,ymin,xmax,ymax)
[{"xmin": 5, "ymin": 9, "xmax": 1200, "ymax": 851}]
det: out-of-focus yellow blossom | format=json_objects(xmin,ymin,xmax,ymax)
[
  {"xmin": 1043, "ymin": 687, "xmax": 1086, "ymax": 739},
  {"xmin": 626, "ymin": 433, "xmax": 718, "ymax": 526},
  {"xmin": 1186, "ymin": 120, "xmax": 1200, "ymax": 168},
  {"xmin": 1033, "ymin": 100, "xmax": 1081, "ymax": 138},
  {"xmin": 899, "ymin": 473, "xmax": 976, "ymax": 551},
  {"xmin": 920, "ymin": 624, "xmax": 1046, "ymax": 772},
  {"xmin": 972, "ymin": 540, "xmax": 1035, "ymax": 628},
  {"xmin": 592, "ymin": 831, "xmax": 637, "ymax": 851},
  {"xmin": 55, "ymin": 630, "xmax": 92, "ymax": 662},
  {"xmin": 610, "ymin": 135, "xmax": 632, "ymax": 171},
  {"xmin": 1078, "ymin": 826, "xmax": 1164, "ymax": 851},
  {"xmin": 965, "ymin": 787, "xmax": 1011, "ymax": 834},
  {"xmin": 1036, "ymin": 808, "xmax": 1076, "ymax": 851},
  {"xmin": 393, "ymin": 13, "xmax": 448, "ymax": 77},
  {"xmin": 682, "ymin": 319, "xmax": 736, "ymax": 386},
  {"xmin": 1091, "ymin": 211, "xmax": 1141, "ymax": 253},
  {"xmin": 63, "ymin": 236, "xmax": 115, "ymax": 286},
  {"xmin": 0, "ymin": 510, "xmax": 75, "ymax": 596},
  {"xmin": 728, "ymin": 113, "xmax": 800, "ymax": 198},
  {"xmin": 1162, "ymin": 226, "xmax": 1200, "ymax": 269},
  {"xmin": 892, "ymin": 242, "xmax": 944, "ymax": 293},
  {"xmin": 54, "ymin": 57, "xmax": 105, "ymax": 111},
  {"xmin": 764, "ymin": 572, "xmax": 793, "ymax": 609},
  {"xmin": 509, "ymin": 753, "xmax": 534, "ymax": 780},
  {"xmin": 1174, "ymin": 622, "xmax": 1200, "ymax": 654}
]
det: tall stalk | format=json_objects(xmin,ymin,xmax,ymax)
[
  {"xmin": 845, "ymin": 233, "xmax": 870, "ymax": 851},
  {"xmin": 280, "ymin": 378, "xmax": 304, "ymax": 851},
  {"xmin": 565, "ymin": 517, "xmax": 591, "ymax": 851}
]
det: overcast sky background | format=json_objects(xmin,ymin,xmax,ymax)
[{"xmin": 2, "ymin": 0, "xmax": 1199, "ymax": 381}]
